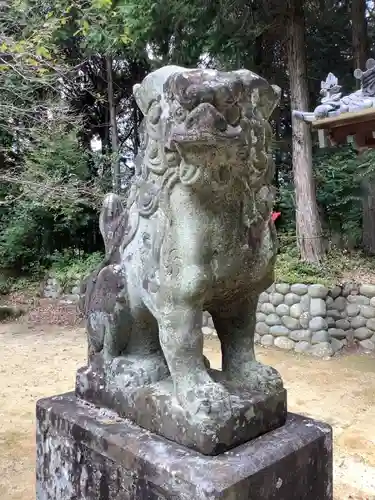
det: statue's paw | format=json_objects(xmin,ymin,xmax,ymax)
[
  {"xmin": 179, "ymin": 380, "xmax": 233, "ymax": 417},
  {"xmin": 231, "ymin": 361, "xmax": 283, "ymax": 393}
]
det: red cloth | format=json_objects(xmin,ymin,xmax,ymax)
[{"xmin": 272, "ymin": 212, "xmax": 281, "ymax": 222}]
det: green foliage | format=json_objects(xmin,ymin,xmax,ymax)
[{"xmin": 49, "ymin": 250, "xmax": 103, "ymax": 288}]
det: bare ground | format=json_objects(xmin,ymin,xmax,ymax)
[{"xmin": 0, "ymin": 321, "xmax": 375, "ymax": 499}]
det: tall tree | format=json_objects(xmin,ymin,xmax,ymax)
[{"xmin": 286, "ymin": 0, "xmax": 325, "ymax": 262}]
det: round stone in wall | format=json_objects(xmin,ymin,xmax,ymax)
[
  {"xmin": 359, "ymin": 339, "xmax": 375, "ymax": 351},
  {"xmin": 332, "ymin": 296, "xmax": 346, "ymax": 311},
  {"xmin": 290, "ymin": 283, "xmax": 308, "ymax": 296},
  {"xmin": 326, "ymin": 296, "xmax": 334, "ymax": 307},
  {"xmin": 370, "ymin": 297, "xmax": 375, "ymax": 307},
  {"xmin": 256, "ymin": 322, "xmax": 270, "ymax": 335},
  {"xmin": 269, "ymin": 292, "xmax": 285, "ymax": 306},
  {"xmin": 290, "ymin": 303, "xmax": 303, "ymax": 319},
  {"xmin": 260, "ymin": 303, "xmax": 275, "ymax": 315},
  {"xmin": 254, "ymin": 333, "xmax": 261, "ymax": 344},
  {"xmin": 342, "ymin": 282, "xmax": 358, "ymax": 297},
  {"xmin": 335, "ymin": 319, "xmax": 350, "ymax": 331},
  {"xmin": 260, "ymin": 334, "xmax": 274, "ymax": 346},
  {"xmin": 366, "ymin": 318, "xmax": 375, "ymax": 331},
  {"xmin": 359, "ymin": 284, "xmax": 375, "ymax": 298},
  {"xmin": 308, "ymin": 284, "xmax": 329, "ymax": 298},
  {"xmin": 309, "ymin": 316, "xmax": 328, "ymax": 332},
  {"xmin": 330, "ymin": 337, "xmax": 344, "ymax": 353},
  {"xmin": 284, "ymin": 293, "xmax": 301, "ymax": 306},
  {"xmin": 347, "ymin": 295, "xmax": 370, "ymax": 305},
  {"xmin": 330, "ymin": 285, "xmax": 341, "ymax": 299},
  {"xmin": 294, "ymin": 341, "xmax": 311, "ymax": 354},
  {"xmin": 354, "ymin": 327, "xmax": 372, "ymax": 340},
  {"xmin": 327, "ymin": 309, "xmax": 342, "ymax": 320},
  {"xmin": 274, "ymin": 337, "xmax": 295, "ymax": 350},
  {"xmin": 310, "ymin": 298, "xmax": 326, "ymax": 317},
  {"xmin": 276, "ymin": 304, "xmax": 290, "ymax": 317},
  {"xmin": 328, "ymin": 328, "xmax": 347, "ymax": 339},
  {"xmin": 351, "ymin": 316, "xmax": 367, "ymax": 329},
  {"xmin": 281, "ymin": 316, "xmax": 300, "ymax": 330},
  {"xmin": 346, "ymin": 304, "xmax": 360, "ymax": 317},
  {"xmin": 309, "ymin": 342, "xmax": 334, "ymax": 358},
  {"xmin": 300, "ymin": 295, "xmax": 310, "ymax": 312},
  {"xmin": 269, "ymin": 325, "xmax": 290, "ymax": 337},
  {"xmin": 311, "ymin": 330, "xmax": 329, "ymax": 344},
  {"xmin": 275, "ymin": 283, "xmax": 290, "ymax": 294},
  {"xmin": 256, "ymin": 312, "xmax": 267, "ymax": 322},
  {"xmin": 360, "ymin": 305, "xmax": 375, "ymax": 319},
  {"xmin": 289, "ymin": 329, "xmax": 311, "ymax": 342},
  {"xmin": 265, "ymin": 313, "xmax": 282, "ymax": 326},
  {"xmin": 258, "ymin": 292, "xmax": 269, "ymax": 304}
]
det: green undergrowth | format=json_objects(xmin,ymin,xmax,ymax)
[
  {"xmin": 48, "ymin": 251, "xmax": 104, "ymax": 289},
  {"xmin": 275, "ymin": 245, "xmax": 375, "ymax": 286}
]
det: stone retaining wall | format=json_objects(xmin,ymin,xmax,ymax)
[{"xmin": 203, "ymin": 282, "xmax": 375, "ymax": 358}]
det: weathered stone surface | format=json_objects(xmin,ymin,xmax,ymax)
[
  {"xmin": 360, "ymin": 305, "xmax": 375, "ymax": 319},
  {"xmin": 309, "ymin": 342, "xmax": 334, "ymax": 358},
  {"xmin": 77, "ymin": 66, "xmax": 284, "ymax": 426},
  {"xmin": 359, "ymin": 284, "xmax": 375, "ymax": 298},
  {"xmin": 335, "ymin": 319, "xmax": 350, "ymax": 331},
  {"xmin": 294, "ymin": 341, "xmax": 311, "ymax": 354},
  {"xmin": 367, "ymin": 318, "xmax": 375, "ymax": 331},
  {"xmin": 354, "ymin": 327, "xmax": 373, "ymax": 340},
  {"xmin": 276, "ymin": 303, "xmax": 290, "ymax": 316},
  {"xmin": 256, "ymin": 312, "xmax": 267, "ymax": 322},
  {"xmin": 308, "ymin": 284, "xmax": 329, "ymax": 298},
  {"xmin": 310, "ymin": 298, "xmax": 326, "ymax": 317},
  {"xmin": 269, "ymin": 325, "xmax": 290, "ymax": 337},
  {"xmin": 256, "ymin": 322, "xmax": 270, "ymax": 335},
  {"xmin": 274, "ymin": 337, "xmax": 295, "ymax": 350},
  {"xmin": 347, "ymin": 295, "xmax": 370, "ymax": 305},
  {"xmin": 289, "ymin": 330, "xmax": 311, "ymax": 342},
  {"xmin": 260, "ymin": 334, "xmax": 274, "ymax": 346},
  {"xmin": 359, "ymin": 339, "xmax": 375, "ymax": 351},
  {"xmin": 370, "ymin": 297, "xmax": 375, "ymax": 307},
  {"xmin": 260, "ymin": 302, "xmax": 276, "ymax": 315},
  {"xmin": 332, "ymin": 296, "xmax": 346, "ymax": 311},
  {"xmin": 290, "ymin": 303, "xmax": 303, "ymax": 319},
  {"xmin": 275, "ymin": 283, "xmax": 290, "ymax": 294},
  {"xmin": 300, "ymin": 311, "xmax": 310, "ymax": 328},
  {"xmin": 346, "ymin": 303, "xmax": 360, "ymax": 317},
  {"xmin": 269, "ymin": 292, "xmax": 285, "ymax": 306},
  {"xmin": 312, "ymin": 330, "xmax": 330, "ymax": 344},
  {"xmin": 258, "ymin": 292, "xmax": 269, "ymax": 303},
  {"xmin": 285, "ymin": 293, "xmax": 301, "ymax": 306},
  {"xmin": 254, "ymin": 333, "xmax": 261, "ymax": 344},
  {"xmin": 326, "ymin": 296, "xmax": 334, "ymax": 307},
  {"xmin": 309, "ymin": 317, "xmax": 328, "ymax": 332},
  {"xmin": 330, "ymin": 285, "xmax": 341, "ymax": 299},
  {"xmin": 265, "ymin": 313, "xmax": 282, "ymax": 326},
  {"xmin": 76, "ymin": 360, "xmax": 287, "ymax": 456},
  {"xmin": 281, "ymin": 316, "xmax": 300, "ymax": 330},
  {"xmin": 328, "ymin": 328, "xmax": 347, "ymax": 340},
  {"xmin": 290, "ymin": 283, "xmax": 308, "ymax": 296},
  {"xmin": 330, "ymin": 338, "xmax": 344, "ymax": 353},
  {"xmin": 36, "ymin": 395, "xmax": 333, "ymax": 500},
  {"xmin": 351, "ymin": 315, "xmax": 367, "ymax": 329}
]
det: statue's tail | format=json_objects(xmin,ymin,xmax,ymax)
[
  {"xmin": 99, "ymin": 193, "xmax": 124, "ymax": 255},
  {"xmin": 292, "ymin": 110, "xmax": 315, "ymax": 122}
]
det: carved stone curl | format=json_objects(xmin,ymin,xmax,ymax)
[{"xmin": 77, "ymin": 66, "xmax": 286, "ymax": 455}]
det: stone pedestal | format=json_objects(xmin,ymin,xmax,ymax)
[{"xmin": 36, "ymin": 393, "xmax": 333, "ymax": 500}]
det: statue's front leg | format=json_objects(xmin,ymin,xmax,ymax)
[{"xmin": 211, "ymin": 296, "xmax": 283, "ymax": 393}]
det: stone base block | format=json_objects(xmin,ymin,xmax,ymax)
[
  {"xmin": 76, "ymin": 357, "xmax": 287, "ymax": 456},
  {"xmin": 36, "ymin": 393, "xmax": 333, "ymax": 500}
]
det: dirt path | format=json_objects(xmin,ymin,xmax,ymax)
[{"xmin": 0, "ymin": 323, "xmax": 374, "ymax": 499}]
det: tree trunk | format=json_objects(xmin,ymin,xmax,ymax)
[
  {"xmin": 106, "ymin": 56, "xmax": 120, "ymax": 194},
  {"xmin": 286, "ymin": 0, "xmax": 325, "ymax": 263},
  {"xmin": 352, "ymin": 0, "xmax": 367, "ymax": 74}
]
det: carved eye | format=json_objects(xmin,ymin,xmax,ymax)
[{"xmin": 174, "ymin": 106, "xmax": 187, "ymax": 122}]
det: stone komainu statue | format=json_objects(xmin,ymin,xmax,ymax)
[{"xmin": 80, "ymin": 65, "xmax": 282, "ymax": 416}]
